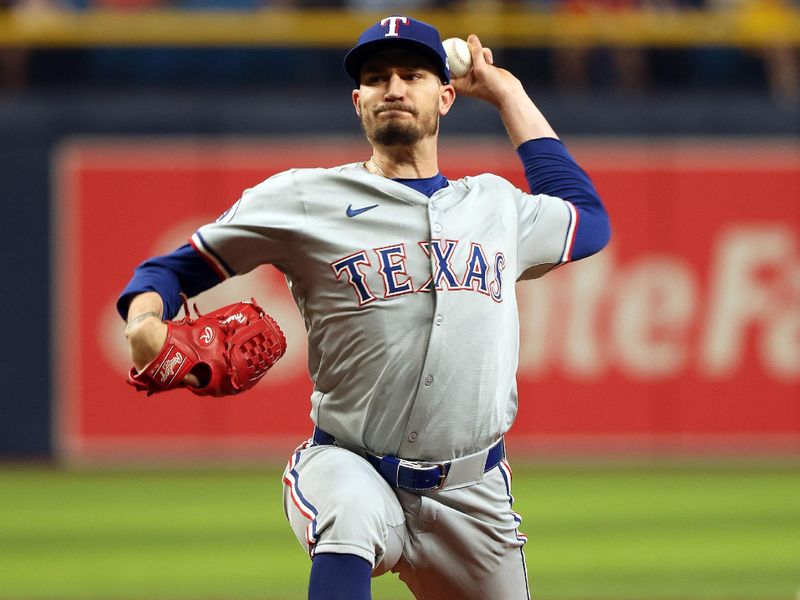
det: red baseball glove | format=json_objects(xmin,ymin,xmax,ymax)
[{"xmin": 127, "ymin": 297, "xmax": 286, "ymax": 397}]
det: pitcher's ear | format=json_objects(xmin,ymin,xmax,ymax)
[{"xmin": 438, "ymin": 84, "xmax": 456, "ymax": 116}]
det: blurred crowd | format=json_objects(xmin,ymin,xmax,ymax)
[{"xmin": 0, "ymin": 0, "xmax": 798, "ymax": 102}]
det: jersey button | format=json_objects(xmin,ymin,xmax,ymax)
[
  {"xmin": 433, "ymin": 223, "xmax": 442, "ymax": 233},
  {"xmin": 435, "ymin": 315, "xmax": 443, "ymax": 326},
  {"xmin": 430, "ymin": 201, "xmax": 439, "ymax": 210},
  {"xmin": 408, "ymin": 432, "xmax": 418, "ymax": 443},
  {"xmin": 424, "ymin": 375, "xmax": 434, "ymax": 386}
]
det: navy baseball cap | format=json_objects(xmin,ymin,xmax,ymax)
[{"xmin": 344, "ymin": 16, "xmax": 450, "ymax": 85}]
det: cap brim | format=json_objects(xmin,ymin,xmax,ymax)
[{"xmin": 344, "ymin": 38, "xmax": 449, "ymax": 84}]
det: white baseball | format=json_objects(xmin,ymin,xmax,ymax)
[{"xmin": 442, "ymin": 37, "xmax": 472, "ymax": 78}]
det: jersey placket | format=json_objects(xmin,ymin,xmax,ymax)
[{"xmin": 396, "ymin": 193, "xmax": 450, "ymax": 458}]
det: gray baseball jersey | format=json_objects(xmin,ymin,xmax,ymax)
[
  {"xmin": 190, "ymin": 161, "xmax": 577, "ymax": 599},
  {"xmin": 191, "ymin": 162, "xmax": 575, "ymax": 461}
]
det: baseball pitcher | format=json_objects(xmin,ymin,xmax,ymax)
[{"xmin": 119, "ymin": 16, "xmax": 611, "ymax": 600}]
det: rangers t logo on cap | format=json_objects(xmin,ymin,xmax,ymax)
[{"xmin": 380, "ymin": 16, "xmax": 409, "ymax": 37}]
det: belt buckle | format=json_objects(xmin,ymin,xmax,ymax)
[
  {"xmin": 434, "ymin": 462, "xmax": 449, "ymax": 490},
  {"xmin": 399, "ymin": 459, "xmax": 449, "ymax": 491}
]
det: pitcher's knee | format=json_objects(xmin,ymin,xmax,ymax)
[
  {"xmin": 313, "ymin": 485, "xmax": 400, "ymax": 569},
  {"xmin": 282, "ymin": 445, "xmax": 406, "ymax": 573}
]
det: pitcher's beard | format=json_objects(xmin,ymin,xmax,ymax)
[
  {"xmin": 372, "ymin": 121, "xmax": 424, "ymax": 146},
  {"xmin": 361, "ymin": 107, "xmax": 440, "ymax": 147}
]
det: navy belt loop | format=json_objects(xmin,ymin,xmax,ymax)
[{"xmin": 377, "ymin": 455, "xmax": 402, "ymax": 487}]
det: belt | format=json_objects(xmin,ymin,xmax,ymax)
[{"xmin": 312, "ymin": 427, "xmax": 505, "ymax": 492}]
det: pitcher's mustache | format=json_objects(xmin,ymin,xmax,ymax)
[{"xmin": 374, "ymin": 103, "xmax": 418, "ymax": 116}]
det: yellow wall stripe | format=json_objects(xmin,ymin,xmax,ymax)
[{"xmin": 0, "ymin": 7, "xmax": 798, "ymax": 48}]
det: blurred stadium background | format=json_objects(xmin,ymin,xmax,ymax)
[{"xmin": 1, "ymin": 1, "xmax": 799, "ymax": 599}]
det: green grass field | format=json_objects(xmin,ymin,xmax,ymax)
[{"xmin": 1, "ymin": 463, "xmax": 799, "ymax": 599}]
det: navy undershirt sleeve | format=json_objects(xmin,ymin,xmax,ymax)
[
  {"xmin": 517, "ymin": 137, "xmax": 611, "ymax": 260},
  {"xmin": 116, "ymin": 243, "xmax": 221, "ymax": 320}
]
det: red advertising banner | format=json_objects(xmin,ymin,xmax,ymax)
[{"xmin": 54, "ymin": 138, "xmax": 800, "ymax": 462}]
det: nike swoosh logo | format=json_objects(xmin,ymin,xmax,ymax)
[{"xmin": 346, "ymin": 204, "xmax": 379, "ymax": 218}]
